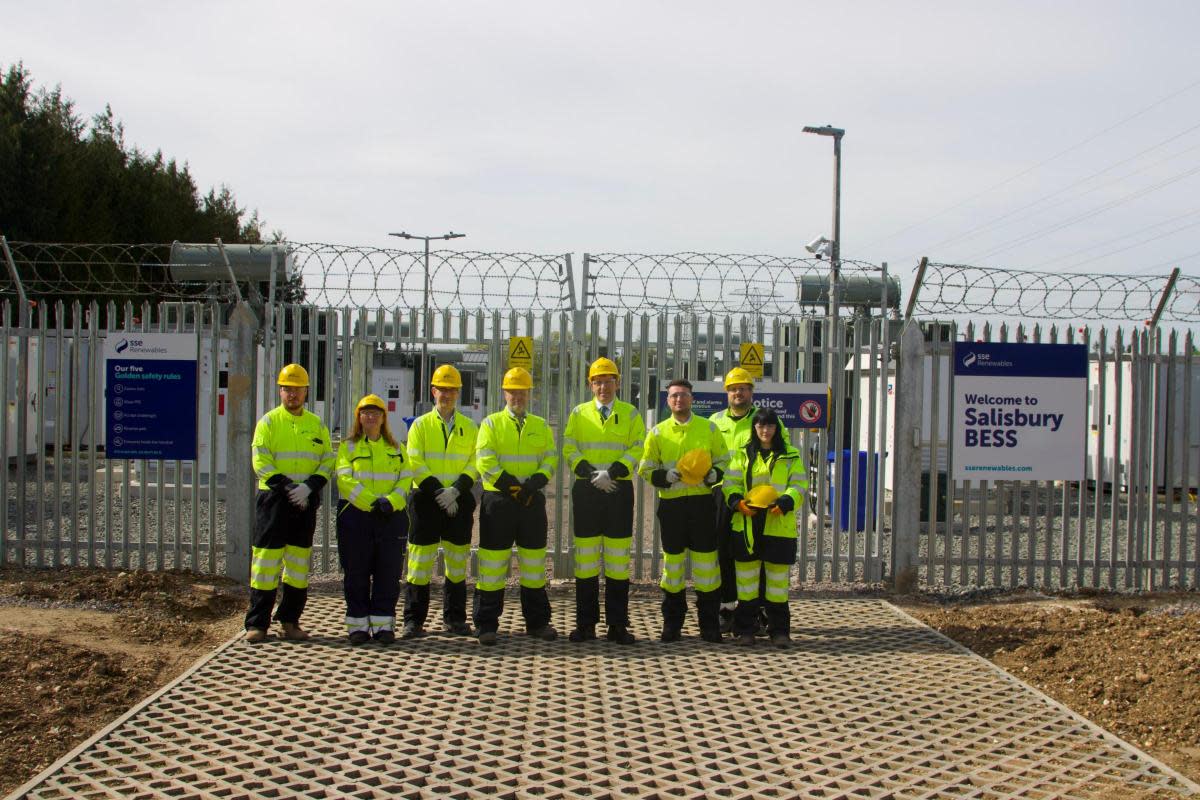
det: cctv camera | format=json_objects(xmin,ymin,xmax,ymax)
[{"xmin": 805, "ymin": 236, "xmax": 831, "ymax": 257}]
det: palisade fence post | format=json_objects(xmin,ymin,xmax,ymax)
[
  {"xmin": 225, "ymin": 302, "xmax": 259, "ymax": 581},
  {"xmin": 890, "ymin": 319, "xmax": 924, "ymax": 592}
]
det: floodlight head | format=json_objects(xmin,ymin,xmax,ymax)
[{"xmin": 803, "ymin": 125, "xmax": 845, "ymax": 138}]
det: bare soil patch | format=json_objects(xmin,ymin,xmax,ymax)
[
  {"xmin": 901, "ymin": 592, "xmax": 1200, "ymax": 787},
  {"xmin": 0, "ymin": 566, "xmax": 244, "ymax": 796}
]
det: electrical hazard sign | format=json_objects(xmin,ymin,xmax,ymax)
[
  {"xmin": 739, "ymin": 342, "xmax": 764, "ymax": 378},
  {"xmin": 508, "ymin": 337, "xmax": 534, "ymax": 370}
]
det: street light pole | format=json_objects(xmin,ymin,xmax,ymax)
[
  {"xmin": 388, "ymin": 229, "xmax": 466, "ymax": 414},
  {"xmin": 802, "ymin": 125, "xmax": 845, "ymax": 326}
]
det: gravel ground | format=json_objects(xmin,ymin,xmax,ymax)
[{"xmin": 5, "ymin": 460, "xmax": 1197, "ymax": 592}]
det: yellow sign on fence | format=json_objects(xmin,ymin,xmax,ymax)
[
  {"xmin": 508, "ymin": 336, "xmax": 534, "ymax": 370},
  {"xmin": 739, "ymin": 342, "xmax": 764, "ymax": 378}
]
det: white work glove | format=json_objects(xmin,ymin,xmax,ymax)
[
  {"xmin": 287, "ymin": 482, "xmax": 312, "ymax": 509},
  {"xmin": 590, "ymin": 469, "xmax": 617, "ymax": 493},
  {"xmin": 444, "ymin": 499, "xmax": 459, "ymax": 517},
  {"xmin": 705, "ymin": 468, "xmax": 719, "ymax": 484},
  {"xmin": 435, "ymin": 486, "xmax": 460, "ymax": 510},
  {"xmin": 665, "ymin": 468, "xmax": 682, "ymax": 485}
]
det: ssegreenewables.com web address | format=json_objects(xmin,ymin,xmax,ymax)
[{"xmin": 963, "ymin": 464, "xmax": 1033, "ymax": 473}]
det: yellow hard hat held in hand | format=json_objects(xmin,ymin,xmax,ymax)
[
  {"xmin": 746, "ymin": 484, "xmax": 780, "ymax": 508},
  {"xmin": 676, "ymin": 448, "xmax": 712, "ymax": 486}
]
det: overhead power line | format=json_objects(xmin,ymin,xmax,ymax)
[
  {"xmin": 865, "ymin": 76, "xmax": 1200, "ymax": 249},
  {"xmin": 963, "ymin": 162, "xmax": 1200, "ymax": 263}
]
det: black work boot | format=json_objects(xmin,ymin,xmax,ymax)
[
  {"xmin": 442, "ymin": 579, "xmax": 470, "ymax": 634},
  {"xmin": 568, "ymin": 625, "xmax": 596, "ymax": 642},
  {"xmin": 404, "ymin": 582, "xmax": 431, "ymax": 630}
]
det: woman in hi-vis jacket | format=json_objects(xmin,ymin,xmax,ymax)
[
  {"xmin": 335, "ymin": 394, "xmax": 411, "ymax": 644},
  {"xmin": 722, "ymin": 407, "xmax": 807, "ymax": 648}
]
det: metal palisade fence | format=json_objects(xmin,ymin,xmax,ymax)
[
  {"xmin": 1, "ymin": 240, "xmax": 1198, "ymax": 591},
  {"xmin": 1, "ymin": 298, "xmax": 895, "ymax": 586},
  {"xmin": 893, "ymin": 318, "xmax": 1199, "ymax": 591}
]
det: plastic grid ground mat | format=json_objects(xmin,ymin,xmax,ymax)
[{"xmin": 10, "ymin": 594, "xmax": 1197, "ymax": 800}]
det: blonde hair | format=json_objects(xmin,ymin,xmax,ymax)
[{"xmin": 348, "ymin": 408, "xmax": 398, "ymax": 448}]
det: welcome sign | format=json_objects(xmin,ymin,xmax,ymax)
[{"xmin": 951, "ymin": 342, "xmax": 1086, "ymax": 481}]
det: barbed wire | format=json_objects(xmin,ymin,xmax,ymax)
[
  {"xmin": 915, "ymin": 262, "xmax": 1200, "ymax": 322},
  {"xmin": 0, "ymin": 241, "xmax": 575, "ymax": 311},
  {"xmin": 584, "ymin": 252, "xmax": 886, "ymax": 314},
  {"xmin": 288, "ymin": 242, "xmax": 572, "ymax": 310}
]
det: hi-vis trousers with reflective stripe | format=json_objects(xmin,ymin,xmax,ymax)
[
  {"xmin": 245, "ymin": 489, "xmax": 319, "ymax": 631},
  {"xmin": 571, "ymin": 478, "xmax": 634, "ymax": 630},
  {"xmin": 337, "ymin": 503, "xmax": 407, "ymax": 635},
  {"xmin": 404, "ymin": 487, "xmax": 476, "ymax": 629},
  {"xmin": 656, "ymin": 494, "xmax": 721, "ymax": 633},
  {"xmin": 732, "ymin": 524, "xmax": 797, "ymax": 638},
  {"xmin": 473, "ymin": 491, "xmax": 552, "ymax": 635}
]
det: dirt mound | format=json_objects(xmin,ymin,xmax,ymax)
[
  {"xmin": 0, "ymin": 566, "xmax": 245, "ymax": 795},
  {"xmin": 905, "ymin": 596, "xmax": 1200, "ymax": 785}
]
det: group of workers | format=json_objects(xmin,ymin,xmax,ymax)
[{"xmin": 244, "ymin": 357, "xmax": 808, "ymax": 649}]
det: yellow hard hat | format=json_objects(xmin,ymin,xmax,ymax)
[
  {"xmin": 431, "ymin": 364, "xmax": 462, "ymax": 388},
  {"xmin": 502, "ymin": 366, "xmax": 534, "ymax": 390},
  {"xmin": 746, "ymin": 484, "xmax": 780, "ymax": 508},
  {"xmin": 724, "ymin": 367, "xmax": 755, "ymax": 389},
  {"xmin": 352, "ymin": 393, "xmax": 386, "ymax": 412},
  {"xmin": 676, "ymin": 448, "xmax": 713, "ymax": 485},
  {"xmin": 277, "ymin": 363, "xmax": 310, "ymax": 387},
  {"xmin": 588, "ymin": 357, "xmax": 620, "ymax": 381}
]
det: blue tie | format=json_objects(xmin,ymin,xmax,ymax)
[{"xmin": 600, "ymin": 406, "xmax": 610, "ymax": 421}]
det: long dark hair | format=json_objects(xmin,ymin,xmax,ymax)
[{"xmin": 743, "ymin": 407, "xmax": 786, "ymax": 469}]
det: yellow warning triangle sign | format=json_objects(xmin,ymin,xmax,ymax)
[
  {"xmin": 510, "ymin": 339, "xmax": 532, "ymax": 360},
  {"xmin": 740, "ymin": 342, "xmax": 764, "ymax": 377}
]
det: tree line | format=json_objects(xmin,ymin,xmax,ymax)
[{"xmin": 0, "ymin": 61, "xmax": 302, "ymax": 318}]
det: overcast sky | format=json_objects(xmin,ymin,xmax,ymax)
[{"xmin": 4, "ymin": 1, "xmax": 1200, "ymax": 311}]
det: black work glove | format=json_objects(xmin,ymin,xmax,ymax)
[
  {"xmin": 372, "ymin": 497, "xmax": 394, "ymax": 515},
  {"xmin": 418, "ymin": 476, "xmax": 441, "ymax": 496},
  {"xmin": 266, "ymin": 474, "xmax": 291, "ymax": 492},
  {"xmin": 451, "ymin": 474, "xmax": 475, "ymax": 494},
  {"xmin": 650, "ymin": 469, "xmax": 672, "ymax": 489},
  {"xmin": 304, "ymin": 475, "xmax": 328, "ymax": 493},
  {"xmin": 773, "ymin": 494, "xmax": 795, "ymax": 514},
  {"xmin": 608, "ymin": 462, "xmax": 629, "ymax": 480},
  {"xmin": 517, "ymin": 473, "xmax": 549, "ymax": 506},
  {"xmin": 494, "ymin": 472, "xmax": 520, "ymax": 495},
  {"xmin": 727, "ymin": 493, "xmax": 745, "ymax": 512},
  {"xmin": 574, "ymin": 460, "xmax": 595, "ymax": 479}
]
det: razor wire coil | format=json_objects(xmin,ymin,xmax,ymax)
[
  {"xmin": 584, "ymin": 252, "xmax": 882, "ymax": 314},
  {"xmin": 0, "ymin": 241, "xmax": 574, "ymax": 312},
  {"xmin": 916, "ymin": 262, "xmax": 1199, "ymax": 322}
]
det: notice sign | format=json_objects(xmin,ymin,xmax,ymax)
[
  {"xmin": 657, "ymin": 380, "xmax": 829, "ymax": 429},
  {"xmin": 952, "ymin": 342, "xmax": 1086, "ymax": 481},
  {"xmin": 105, "ymin": 333, "xmax": 199, "ymax": 460}
]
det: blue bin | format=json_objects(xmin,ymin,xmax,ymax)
[{"xmin": 826, "ymin": 450, "xmax": 879, "ymax": 532}]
